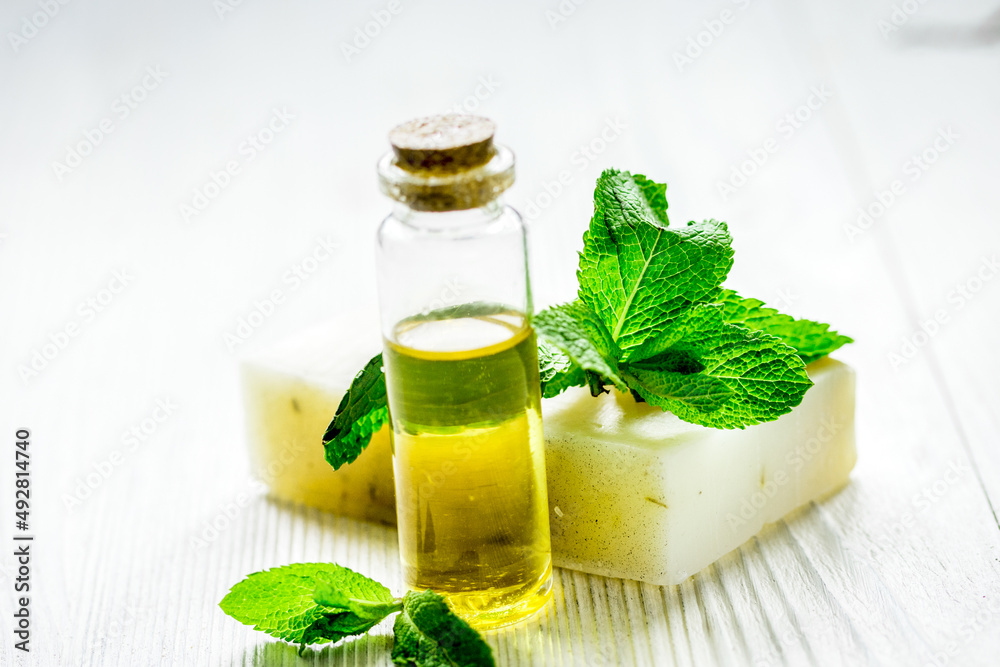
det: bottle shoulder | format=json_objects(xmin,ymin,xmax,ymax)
[{"xmin": 377, "ymin": 204, "xmax": 524, "ymax": 245}]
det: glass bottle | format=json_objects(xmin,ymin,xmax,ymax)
[{"xmin": 375, "ymin": 115, "xmax": 552, "ymax": 629}]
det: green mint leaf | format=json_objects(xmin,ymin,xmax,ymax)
[
  {"xmin": 537, "ymin": 339, "xmax": 586, "ymax": 399},
  {"xmin": 624, "ymin": 304, "xmax": 813, "ymax": 429},
  {"xmin": 322, "ymin": 354, "xmax": 388, "ymax": 470},
  {"xmin": 578, "ymin": 169, "xmax": 734, "ymax": 360},
  {"xmin": 391, "ymin": 590, "xmax": 495, "ymax": 667},
  {"xmin": 534, "ymin": 302, "xmax": 627, "ymax": 393},
  {"xmin": 632, "ymin": 172, "xmax": 669, "ymax": 226},
  {"xmin": 298, "ymin": 611, "xmax": 384, "ymax": 654},
  {"xmin": 619, "ymin": 368, "xmax": 734, "ymax": 414},
  {"xmin": 392, "ymin": 611, "xmax": 450, "ymax": 667},
  {"xmin": 314, "ymin": 580, "xmax": 402, "ymax": 621},
  {"xmin": 219, "ymin": 562, "xmax": 395, "ymax": 647},
  {"xmin": 717, "ymin": 289, "xmax": 853, "ymax": 364}
]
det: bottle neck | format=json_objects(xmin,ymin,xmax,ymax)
[{"xmin": 392, "ymin": 197, "xmax": 505, "ymax": 232}]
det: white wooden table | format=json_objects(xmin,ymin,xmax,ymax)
[{"xmin": 2, "ymin": 1, "xmax": 999, "ymax": 665}]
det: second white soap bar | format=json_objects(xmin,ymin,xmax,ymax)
[{"xmin": 542, "ymin": 357, "xmax": 856, "ymax": 585}]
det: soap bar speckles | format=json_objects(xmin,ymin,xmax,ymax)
[{"xmin": 542, "ymin": 358, "xmax": 856, "ymax": 585}]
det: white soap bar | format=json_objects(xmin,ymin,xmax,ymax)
[
  {"xmin": 241, "ymin": 322, "xmax": 397, "ymax": 525},
  {"xmin": 542, "ymin": 357, "xmax": 856, "ymax": 585},
  {"xmin": 242, "ymin": 323, "xmax": 856, "ymax": 586}
]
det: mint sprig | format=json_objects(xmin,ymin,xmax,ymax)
[
  {"xmin": 218, "ymin": 562, "xmax": 396, "ymax": 649},
  {"xmin": 321, "ymin": 168, "xmax": 852, "ymax": 456},
  {"xmin": 220, "ymin": 563, "xmax": 495, "ymax": 665}
]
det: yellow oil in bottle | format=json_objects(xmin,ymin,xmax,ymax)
[{"xmin": 383, "ymin": 306, "xmax": 552, "ymax": 629}]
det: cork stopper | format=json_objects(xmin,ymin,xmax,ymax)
[
  {"xmin": 378, "ymin": 114, "xmax": 515, "ymax": 211},
  {"xmin": 389, "ymin": 115, "xmax": 496, "ymax": 173}
]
